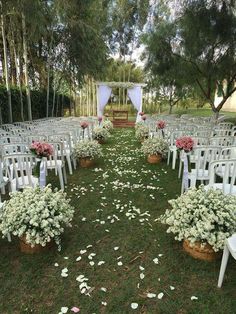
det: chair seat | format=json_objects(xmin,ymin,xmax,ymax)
[
  {"xmin": 46, "ymin": 160, "xmax": 63, "ymax": 168},
  {"xmin": 216, "ymin": 165, "xmax": 234, "ymax": 178},
  {"xmin": 0, "ymin": 176, "xmax": 9, "ymax": 187},
  {"xmin": 227, "ymin": 235, "xmax": 236, "ymax": 258},
  {"xmin": 204, "ymin": 183, "xmax": 236, "ymax": 195},
  {"xmin": 189, "ymin": 168, "xmax": 209, "ymax": 179}
]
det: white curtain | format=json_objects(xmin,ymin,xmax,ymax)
[
  {"xmin": 97, "ymin": 85, "xmax": 112, "ymax": 117},
  {"xmin": 127, "ymin": 86, "xmax": 143, "ymax": 122}
]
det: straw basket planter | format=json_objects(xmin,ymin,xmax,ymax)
[
  {"xmin": 147, "ymin": 154, "xmax": 162, "ymax": 164},
  {"xmin": 19, "ymin": 236, "xmax": 53, "ymax": 254},
  {"xmin": 97, "ymin": 139, "xmax": 105, "ymax": 145},
  {"xmin": 183, "ymin": 239, "xmax": 220, "ymax": 261},
  {"xmin": 79, "ymin": 157, "xmax": 95, "ymax": 168}
]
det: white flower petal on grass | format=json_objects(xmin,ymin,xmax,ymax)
[
  {"xmin": 80, "ymin": 250, "xmax": 87, "ymax": 255},
  {"xmin": 153, "ymin": 258, "xmax": 159, "ymax": 264},
  {"xmin": 61, "ymin": 273, "xmax": 68, "ymax": 278},
  {"xmin": 98, "ymin": 261, "xmax": 105, "ymax": 266},
  {"xmin": 86, "ymin": 245, "xmax": 93, "ymax": 248},
  {"xmin": 117, "ymin": 261, "xmax": 123, "ymax": 266},
  {"xmin": 60, "ymin": 307, "xmax": 68, "ymax": 313},
  {"xmin": 76, "ymin": 256, "xmax": 82, "ymax": 262},
  {"xmin": 64, "ymin": 257, "xmax": 69, "ymax": 260},
  {"xmin": 54, "ymin": 263, "xmax": 59, "ymax": 267},
  {"xmin": 170, "ymin": 286, "xmax": 175, "ymax": 290},
  {"xmin": 131, "ymin": 303, "xmax": 138, "ymax": 310},
  {"xmin": 139, "ymin": 266, "xmax": 145, "ymax": 271},
  {"xmin": 140, "ymin": 273, "xmax": 145, "ymax": 280},
  {"xmin": 101, "ymin": 302, "xmax": 107, "ymax": 306},
  {"xmin": 114, "ymin": 246, "xmax": 119, "ymax": 251},
  {"xmin": 89, "ymin": 261, "xmax": 95, "ymax": 266},
  {"xmin": 157, "ymin": 292, "xmax": 164, "ymax": 299},
  {"xmin": 191, "ymin": 296, "xmax": 198, "ymax": 301},
  {"xmin": 147, "ymin": 293, "xmax": 156, "ymax": 298},
  {"xmin": 101, "ymin": 287, "xmax": 107, "ymax": 292}
]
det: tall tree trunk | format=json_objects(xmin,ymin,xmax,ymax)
[
  {"xmin": 22, "ymin": 12, "xmax": 32, "ymax": 120},
  {"xmin": 46, "ymin": 63, "xmax": 50, "ymax": 117},
  {"xmin": 51, "ymin": 79, "xmax": 56, "ymax": 117},
  {"xmin": 1, "ymin": 6, "xmax": 12, "ymax": 123}
]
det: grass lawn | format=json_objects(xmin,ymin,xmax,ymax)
[{"xmin": 0, "ymin": 128, "xmax": 235, "ymax": 314}]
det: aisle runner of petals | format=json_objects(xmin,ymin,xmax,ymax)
[{"xmin": 56, "ymin": 129, "xmax": 198, "ymax": 313}]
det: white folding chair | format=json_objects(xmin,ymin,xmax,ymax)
[{"xmin": 218, "ymin": 234, "xmax": 236, "ymax": 288}]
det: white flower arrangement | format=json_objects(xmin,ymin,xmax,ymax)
[
  {"xmin": 141, "ymin": 137, "xmax": 168, "ymax": 156},
  {"xmin": 73, "ymin": 140, "xmax": 103, "ymax": 159},
  {"xmin": 0, "ymin": 185, "xmax": 74, "ymax": 250},
  {"xmin": 93, "ymin": 126, "xmax": 110, "ymax": 141},
  {"xmin": 135, "ymin": 124, "xmax": 149, "ymax": 141},
  {"xmin": 159, "ymin": 185, "xmax": 236, "ymax": 252},
  {"xmin": 102, "ymin": 120, "xmax": 113, "ymax": 132},
  {"xmin": 135, "ymin": 121, "xmax": 145, "ymax": 130}
]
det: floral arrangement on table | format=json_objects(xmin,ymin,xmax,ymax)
[
  {"xmin": 141, "ymin": 137, "xmax": 168, "ymax": 157},
  {"xmin": 176, "ymin": 136, "xmax": 194, "ymax": 152},
  {"xmin": 0, "ymin": 185, "xmax": 74, "ymax": 251},
  {"xmin": 159, "ymin": 185, "xmax": 236, "ymax": 253},
  {"xmin": 135, "ymin": 123, "xmax": 149, "ymax": 142},
  {"xmin": 93, "ymin": 126, "xmax": 110, "ymax": 143},
  {"xmin": 73, "ymin": 140, "xmax": 103, "ymax": 160},
  {"xmin": 30, "ymin": 141, "xmax": 53, "ymax": 158},
  {"xmin": 102, "ymin": 119, "xmax": 113, "ymax": 132}
]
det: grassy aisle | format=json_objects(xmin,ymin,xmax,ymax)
[{"xmin": 0, "ymin": 129, "xmax": 235, "ymax": 314}]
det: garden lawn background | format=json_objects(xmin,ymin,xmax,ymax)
[{"xmin": 0, "ymin": 128, "xmax": 235, "ymax": 313}]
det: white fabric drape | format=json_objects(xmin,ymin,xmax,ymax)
[
  {"xmin": 97, "ymin": 85, "xmax": 112, "ymax": 117},
  {"xmin": 127, "ymin": 86, "xmax": 143, "ymax": 122}
]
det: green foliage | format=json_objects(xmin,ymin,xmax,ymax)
[{"xmin": 0, "ymin": 85, "xmax": 70, "ymax": 123}]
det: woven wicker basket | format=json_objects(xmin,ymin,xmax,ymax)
[
  {"xmin": 79, "ymin": 158, "xmax": 95, "ymax": 168},
  {"xmin": 183, "ymin": 239, "xmax": 220, "ymax": 261},
  {"xmin": 19, "ymin": 236, "xmax": 53, "ymax": 254},
  {"xmin": 147, "ymin": 154, "xmax": 162, "ymax": 164}
]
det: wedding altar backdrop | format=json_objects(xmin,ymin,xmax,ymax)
[{"xmin": 96, "ymin": 82, "xmax": 146, "ymax": 122}]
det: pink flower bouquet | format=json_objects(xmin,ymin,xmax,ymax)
[
  {"xmin": 80, "ymin": 121, "xmax": 89, "ymax": 129},
  {"xmin": 176, "ymin": 136, "xmax": 194, "ymax": 152},
  {"xmin": 139, "ymin": 111, "xmax": 145, "ymax": 116},
  {"xmin": 30, "ymin": 141, "xmax": 53, "ymax": 158},
  {"xmin": 157, "ymin": 120, "xmax": 166, "ymax": 129},
  {"xmin": 98, "ymin": 116, "xmax": 103, "ymax": 123}
]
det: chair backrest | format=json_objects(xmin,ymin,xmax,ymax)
[
  {"xmin": 2, "ymin": 143, "xmax": 30, "ymax": 156},
  {"xmin": 46, "ymin": 142, "xmax": 65, "ymax": 168},
  {"xmin": 209, "ymin": 136, "xmax": 234, "ymax": 146},
  {"xmin": 209, "ymin": 159, "xmax": 236, "ymax": 195},
  {"xmin": 219, "ymin": 147, "xmax": 236, "ymax": 160},
  {"xmin": 193, "ymin": 146, "xmax": 221, "ymax": 177},
  {"xmin": 4, "ymin": 154, "xmax": 37, "ymax": 189}
]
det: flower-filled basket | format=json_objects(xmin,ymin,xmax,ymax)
[
  {"xmin": 135, "ymin": 123, "xmax": 149, "ymax": 142},
  {"xmin": 159, "ymin": 185, "xmax": 236, "ymax": 261},
  {"xmin": 0, "ymin": 185, "xmax": 74, "ymax": 253},
  {"xmin": 141, "ymin": 137, "xmax": 168, "ymax": 164},
  {"xmin": 93, "ymin": 126, "xmax": 110, "ymax": 144},
  {"xmin": 73, "ymin": 140, "xmax": 103, "ymax": 168},
  {"xmin": 102, "ymin": 120, "xmax": 114, "ymax": 133}
]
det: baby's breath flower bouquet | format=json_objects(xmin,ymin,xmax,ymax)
[
  {"xmin": 102, "ymin": 120, "xmax": 113, "ymax": 132},
  {"xmin": 73, "ymin": 140, "xmax": 103, "ymax": 159},
  {"xmin": 141, "ymin": 137, "xmax": 168, "ymax": 156},
  {"xmin": 93, "ymin": 126, "xmax": 110, "ymax": 141},
  {"xmin": 159, "ymin": 185, "xmax": 236, "ymax": 252},
  {"xmin": 135, "ymin": 124, "xmax": 149, "ymax": 141},
  {"xmin": 0, "ymin": 185, "xmax": 74, "ymax": 250}
]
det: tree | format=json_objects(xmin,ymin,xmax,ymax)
[{"xmin": 144, "ymin": 0, "xmax": 236, "ymax": 115}]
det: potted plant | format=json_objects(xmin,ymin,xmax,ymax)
[
  {"xmin": 141, "ymin": 137, "xmax": 168, "ymax": 164},
  {"xmin": 0, "ymin": 185, "xmax": 74, "ymax": 253},
  {"xmin": 159, "ymin": 185, "xmax": 236, "ymax": 261},
  {"xmin": 73, "ymin": 140, "xmax": 103, "ymax": 168},
  {"xmin": 102, "ymin": 120, "xmax": 113, "ymax": 133},
  {"xmin": 93, "ymin": 126, "xmax": 110, "ymax": 144},
  {"xmin": 135, "ymin": 123, "xmax": 149, "ymax": 142}
]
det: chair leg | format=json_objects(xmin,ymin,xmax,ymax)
[
  {"xmin": 62, "ymin": 166, "xmax": 67, "ymax": 184},
  {"xmin": 57, "ymin": 167, "xmax": 64, "ymax": 191},
  {"xmin": 178, "ymin": 160, "xmax": 183, "ymax": 179},
  {"xmin": 217, "ymin": 245, "xmax": 229, "ymax": 288},
  {"xmin": 73, "ymin": 158, "xmax": 77, "ymax": 170},
  {"xmin": 172, "ymin": 150, "xmax": 177, "ymax": 170},
  {"xmin": 190, "ymin": 176, "xmax": 196, "ymax": 188},
  {"xmin": 66, "ymin": 153, "xmax": 73, "ymax": 175},
  {"xmin": 167, "ymin": 151, "xmax": 170, "ymax": 165}
]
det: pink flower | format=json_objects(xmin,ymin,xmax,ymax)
[
  {"xmin": 98, "ymin": 116, "xmax": 103, "ymax": 122},
  {"xmin": 139, "ymin": 111, "xmax": 145, "ymax": 116},
  {"xmin": 157, "ymin": 120, "xmax": 166, "ymax": 129},
  {"xmin": 141, "ymin": 115, "xmax": 147, "ymax": 121},
  {"xmin": 176, "ymin": 136, "xmax": 194, "ymax": 152},
  {"xmin": 80, "ymin": 121, "xmax": 89, "ymax": 129},
  {"xmin": 71, "ymin": 307, "xmax": 80, "ymax": 313},
  {"xmin": 30, "ymin": 141, "xmax": 53, "ymax": 158}
]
